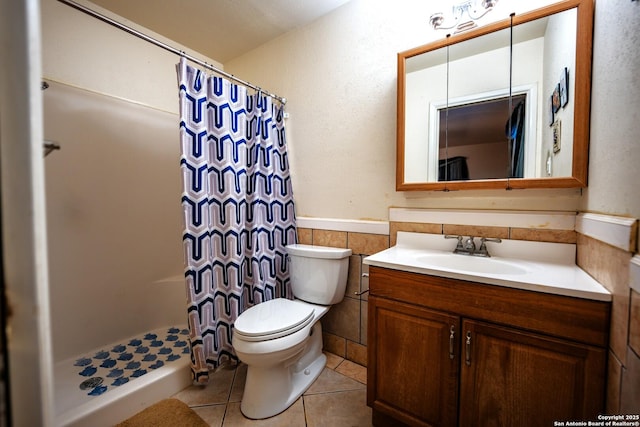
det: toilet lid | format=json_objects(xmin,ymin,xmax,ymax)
[{"xmin": 233, "ymin": 298, "xmax": 315, "ymax": 342}]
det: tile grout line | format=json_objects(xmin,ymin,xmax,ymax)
[
  {"xmin": 181, "ymin": 353, "xmax": 367, "ymax": 425},
  {"xmin": 305, "ymin": 388, "xmax": 366, "ymax": 397},
  {"xmin": 218, "ymin": 365, "xmax": 236, "ymax": 427},
  {"xmin": 302, "ymin": 393, "xmax": 309, "ymax": 426}
]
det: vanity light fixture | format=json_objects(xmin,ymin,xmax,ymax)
[{"xmin": 430, "ymin": 0, "xmax": 498, "ymax": 33}]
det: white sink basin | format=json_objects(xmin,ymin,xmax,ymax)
[
  {"xmin": 415, "ymin": 253, "xmax": 529, "ymax": 275},
  {"xmin": 363, "ymin": 232, "xmax": 612, "ymax": 302}
]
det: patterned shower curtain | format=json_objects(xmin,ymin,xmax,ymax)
[{"xmin": 177, "ymin": 58, "xmax": 297, "ymax": 384}]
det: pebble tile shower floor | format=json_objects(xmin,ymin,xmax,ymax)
[{"xmin": 55, "ymin": 326, "xmax": 190, "ymax": 416}]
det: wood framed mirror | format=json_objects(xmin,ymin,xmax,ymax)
[{"xmin": 396, "ymin": 0, "xmax": 594, "ymax": 191}]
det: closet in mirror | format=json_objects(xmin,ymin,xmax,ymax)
[{"xmin": 397, "ymin": 0, "xmax": 593, "ymax": 191}]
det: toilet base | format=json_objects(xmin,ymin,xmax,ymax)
[{"xmin": 240, "ymin": 322, "xmax": 326, "ymax": 419}]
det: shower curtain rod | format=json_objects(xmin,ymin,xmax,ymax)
[{"xmin": 57, "ymin": 0, "xmax": 287, "ymax": 105}]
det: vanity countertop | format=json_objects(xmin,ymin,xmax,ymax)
[{"xmin": 363, "ymin": 232, "xmax": 611, "ymax": 302}]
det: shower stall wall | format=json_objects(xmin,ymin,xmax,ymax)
[{"xmin": 43, "ymin": 81, "xmax": 189, "ymax": 423}]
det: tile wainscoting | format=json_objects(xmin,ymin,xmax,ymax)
[
  {"xmin": 296, "ymin": 219, "xmax": 389, "ymax": 368},
  {"xmin": 576, "ymin": 213, "xmax": 639, "ymax": 414},
  {"xmin": 298, "ymin": 210, "xmax": 639, "ymax": 413},
  {"xmin": 297, "ymin": 209, "xmax": 589, "ymax": 369}
]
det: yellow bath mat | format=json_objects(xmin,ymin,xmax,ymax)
[{"xmin": 115, "ymin": 398, "xmax": 208, "ymax": 427}]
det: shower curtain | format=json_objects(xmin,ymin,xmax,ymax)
[{"xmin": 177, "ymin": 58, "xmax": 297, "ymax": 383}]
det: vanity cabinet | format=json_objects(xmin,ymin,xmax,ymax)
[
  {"xmin": 371, "ymin": 297, "xmax": 460, "ymax": 426},
  {"xmin": 367, "ymin": 266, "xmax": 610, "ymax": 427}
]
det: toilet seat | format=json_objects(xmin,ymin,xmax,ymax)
[{"xmin": 234, "ymin": 299, "xmax": 315, "ymax": 342}]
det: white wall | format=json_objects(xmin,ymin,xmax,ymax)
[
  {"xmin": 41, "ymin": 0, "xmax": 222, "ymax": 113},
  {"xmin": 542, "ymin": 9, "xmax": 577, "ymax": 178},
  {"xmin": 225, "ymin": 0, "xmax": 580, "ymax": 221},
  {"xmin": 41, "ymin": 0, "xmax": 222, "ymax": 361},
  {"xmin": 582, "ymin": 0, "xmax": 640, "ymax": 221}
]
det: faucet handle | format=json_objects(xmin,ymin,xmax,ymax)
[
  {"xmin": 478, "ymin": 237, "xmax": 502, "ymax": 256},
  {"xmin": 480, "ymin": 237, "xmax": 502, "ymax": 244},
  {"xmin": 444, "ymin": 235, "xmax": 464, "ymax": 249}
]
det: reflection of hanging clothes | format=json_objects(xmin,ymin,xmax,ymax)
[
  {"xmin": 506, "ymin": 100, "xmax": 525, "ymax": 178},
  {"xmin": 439, "ymin": 156, "xmax": 469, "ymax": 181}
]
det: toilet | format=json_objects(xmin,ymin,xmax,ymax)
[{"xmin": 232, "ymin": 244, "xmax": 352, "ymax": 419}]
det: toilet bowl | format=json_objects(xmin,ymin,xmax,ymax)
[{"xmin": 232, "ymin": 244, "xmax": 351, "ymax": 419}]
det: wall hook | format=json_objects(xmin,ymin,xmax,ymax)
[{"xmin": 44, "ymin": 141, "xmax": 61, "ymax": 157}]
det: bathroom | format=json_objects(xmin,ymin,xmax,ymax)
[{"xmin": 0, "ymin": 0, "xmax": 638, "ymax": 425}]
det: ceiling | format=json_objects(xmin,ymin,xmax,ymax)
[{"xmin": 88, "ymin": 0, "xmax": 352, "ymax": 63}]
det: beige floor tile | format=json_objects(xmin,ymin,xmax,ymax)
[
  {"xmin": 229, "ymin": 363, "xmax": 247, "ymax": 403},
  {"xmin": 324, "ymin": 351, "xmax": 344, "ymax": 370},
  {"xmin": 191, "ymin": 404, "xmax": 226, "ymax": 427},
  {"xmin": 222, "ymin": 398, "xmax": 306, "ymax": 426},
  {"xmin": 140, "ymin": 351, "xmax": 376, "ymax": 426},
  {"xmin": 304, "ymin": 389, "xmax": 372, "ymax": 427},
  {"xmin": 335, "ymin": 359, "xmax": 367, "ymax": 385},
  {"xmin": 173, "ymin": 366, "xmax": 236, "ymax": 406},
  {"xmin": 304, "ymin": 367, "xmax": 365, "ymax": 395}
]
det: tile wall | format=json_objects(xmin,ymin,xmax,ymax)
[
  {"xmin": 296, "ymin": 228, "xmax": 389, "ymax": 367},
  {"xmin": 297, "ymin": 209, "xmax": 582, "ymax": 369},
  {"xmin": 576, "ymin": 215, "xmax": 639, "ymax": 413},
  {"xmin": 298, "ymin": 209, "xmax": 639, "ymax": 413}
]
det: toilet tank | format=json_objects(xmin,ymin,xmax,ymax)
[{"xmin": 286, "ymin": 244, "xmax": 352, "ymax": 305}]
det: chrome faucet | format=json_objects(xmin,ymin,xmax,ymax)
[
  {"xmin": 463, "ymin": 236, "xmax": 476, "ymax": 253},
  {"xmin": 445, "ymin": 235, "xmax": 502, "ymax": 257}
]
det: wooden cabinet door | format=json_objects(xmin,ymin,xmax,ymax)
[
  {"xmin": 459, "ymin": 319, "xmax": 606, "ymax": 427},
  {"xmin": 368, "ymin": 296, "xmax": 460, "ymax": 427}
]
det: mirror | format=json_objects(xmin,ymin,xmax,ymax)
[{"xmin": 397, "ymin": 0, "xmax": 593, "ymax": 191}]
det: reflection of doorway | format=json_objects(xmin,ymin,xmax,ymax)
[
  {"xmin": 428, "ymin": 84, "xmax": 537, "ymax": 182},
  {"xmin": 438, "ymin": 94, "xmax": 526, "ymax": 181}
]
